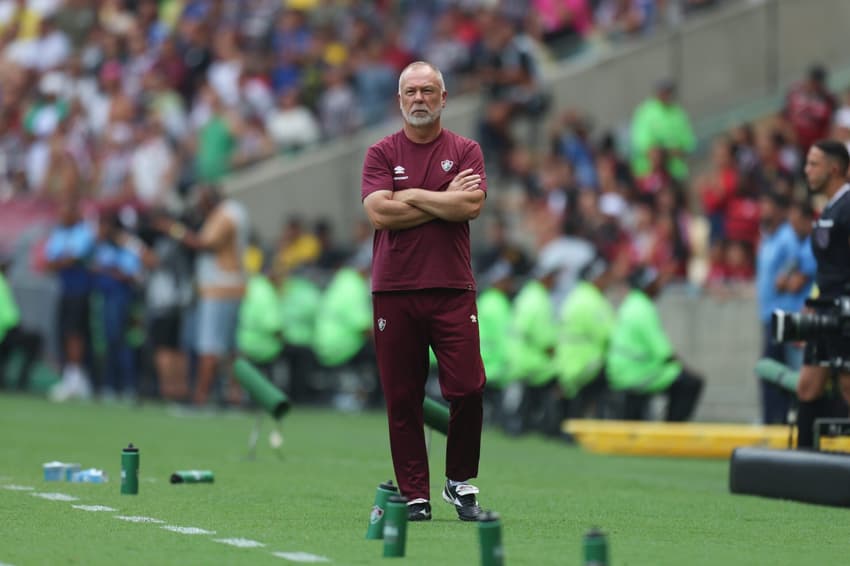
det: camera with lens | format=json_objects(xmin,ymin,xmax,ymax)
[{"xmin": 771, "ymin": 296, "xmax": 850, "ymax": 366}]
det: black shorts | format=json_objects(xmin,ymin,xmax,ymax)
[
  {"xmin": 149, "ymin": 313, "xmax": 182, "ymax": 349},
  {"xmin": 58, "ymin": 294, "xmax": 90, "ymax": 339}
]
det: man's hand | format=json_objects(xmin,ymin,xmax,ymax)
[{"xmin": 447, "ymin": 169, "xmax": 482, "ymax": 192}]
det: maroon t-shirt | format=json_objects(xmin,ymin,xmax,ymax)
[{"xmin": 361, "ymin": 128, "xmax": 487, "ymax": 292}]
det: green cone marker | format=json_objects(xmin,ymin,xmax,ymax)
[
  {"xmin": 478, "ymin": 511, "xmax": 505, "ymax": 566},
  {"xmin": 382, "ymin": 495, "xmax": 408, "ymax": 558},
  {"xmin": 366, "ymin": 480, "xmax": 399, "ymax": 540},
  {"xmin": 121, "ymin": 443, "xmax": 139, "ymax": 495}
]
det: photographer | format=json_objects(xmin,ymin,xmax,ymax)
[{"xmin": 796, "ymin": 140, "xmax": 850, "ymax": 447}]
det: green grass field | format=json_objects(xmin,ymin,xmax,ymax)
[{"xmin": 0, "ymin": 395, "xmax": 846, "ymax": 566}]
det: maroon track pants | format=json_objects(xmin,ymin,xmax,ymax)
[{"xmin": 372, "ymin": 289, "xmax": 485, "ymax": 501}]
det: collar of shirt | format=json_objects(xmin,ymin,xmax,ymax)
[{"xmin": 825, "ymin": 183, "xmax": 850, "ymax": 210}]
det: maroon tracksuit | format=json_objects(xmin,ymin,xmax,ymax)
[{"xmin": 362, "ymin": 129, "xmax": 487, "ymax": 501}]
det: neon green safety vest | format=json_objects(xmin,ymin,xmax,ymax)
[
  {"xmin": 477, "ymin": 287, "xmax": 513, "ymax": 389},
  {"xmin": 509, "ymin": 280, "xmax": 557, "ymax": 387},
  {"xmin": 313, "ymin": 268, "xmax": 371, "ymax": 367},
  {"xmin": 237, "ymin": 275, "xmax": 284, "ymax": 363},
  {"xmin": 606, "ymin": 290, "xmax": 681, "ymax": 394},
  {"xmin": 556, "ymin": 281, "xmax": 614, "ymax": 397}
]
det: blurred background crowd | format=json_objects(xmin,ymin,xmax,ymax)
[{"xmin": 4, "ymin": 0, "xmax": 840, "ymax": 429}]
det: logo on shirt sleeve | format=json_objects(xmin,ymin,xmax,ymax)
[
  {"xmin": 441, "ymin": 160, "xmax": 454, "ymax": 172},
  {"xmin": 393, "ymin": 166, "xmax": 408, "ymax": 180}
]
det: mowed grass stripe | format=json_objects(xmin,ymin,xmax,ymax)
[{"xmin": 0, "ymin": 396, "xmax": 847, "ymax": 565}]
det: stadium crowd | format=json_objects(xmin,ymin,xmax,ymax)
[{"xmin": 13, "ymin": 0, "xmax": 833, "ymax": 430}]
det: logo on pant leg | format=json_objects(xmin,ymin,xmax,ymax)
[
  {"xmin": 470, "ymin": 314, "xmax": 477, "ymax": 324},
  {"xmin": 378, "ymin": 318, "xmax": 387, "ymax": 331}
]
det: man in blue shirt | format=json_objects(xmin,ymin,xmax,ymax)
[
  {"xmin": 755, "ymin": 192, "xmax": 810, "ymax": 424},
  {"xmin": 45, "ymin": 198, "xmax": 95, "ymax": 402}
]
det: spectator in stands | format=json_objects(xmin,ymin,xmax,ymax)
[
  {"xmin": 317, "ymin": 65, "xmax": 360, "ymax": 140},
  {"xmin": 698, "ymin": 137, "xmax": 740, "ymax": 245},
  {"xmin": 553, "ymin": 110, "xmax": 597, "ymax": 189},
  {"xmin": 45, "ymin": 197, "xmax": 95, "ymax": 401},
  {"xmin": 130, "ymin": 113, "xmax": 178, "ymax": 209},
  {"xmin": 531, "ymin": 0, "xmax": 593, "ymax": 57},
  {"xmin": 351, "ymin": 38, "xmax": 396, "ymax": 128},
  {"xmin": 595, "ymin": 0, "xmax": 652, "ymax": 40},
  {"xmin": 91, "ymin": 210, "xmax": 143, "ymax": 401},
  {"xmin": 192, "ymin": 88, "xmax": 238, "ymax": 184},
  {"xmin": 156, "ymin": 185, "xmax": 249, "ymax": 406},
  {"xmin": 831, "ymin": 86, "xmax": 850, "ymax": 155},
  {"xmin": 630, "ymin": 79, "xmax": 695, "ymax": 182},
  {"xmin": 0, "ymin": 254, "xmax": 43, "ymax": 391},
  {"xmin": 265, "ymin": 87, "xmax": 321, "ymax": 153},
  {"xmin": 275, "ymin": 215, "xmax": 320, "ymax": 273},
  {"xmin": 607, "ymin": 266, "xmax": 704, "ymax": 421},
  {"xmin": 783, "ymin": 64, "xmax": 836, "ymax": 154}
]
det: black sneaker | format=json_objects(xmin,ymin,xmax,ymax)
[
  {"xmin": 442, "ymin": 481, "xmax": 482, "ymax": 521},
  {"xmin": 407, "ymin": 498, "xmax": 432, "ymax": 521}
]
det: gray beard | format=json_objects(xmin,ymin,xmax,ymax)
[{"xmin": 401, "ymin": 106, "xmax": 441, "ymax": 127}]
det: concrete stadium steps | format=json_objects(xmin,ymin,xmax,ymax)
[{"xmin": 564, "ymin": 419, "xmax": 850, "ymax": 459}]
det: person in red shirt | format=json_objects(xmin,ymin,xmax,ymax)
[
  {"xmin": 361, "ymin": 61, "xmax": 487, "ymax": 522},
  {"xmin": 784, "ymin": 65, "xmax": 836, "ymax": 154}
]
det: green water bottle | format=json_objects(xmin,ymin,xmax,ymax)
[
  {"xmin": 478, "ymin": 511, "xmax": 505, "ymax": 566},
  {"xmin": 170, "ymin": 470, "xmax": 215, "ymax": 484},
  {"xmin": 583, "ymin": 528, "xmax": 608, "ymax": 566},
  {"xmin": 121, "ymin": 443, "xmax": 139, "ymax": 495},
  {"xmin": 366, "ymin": 480, "xmax": 399, "ymax": 539},
  {"xmin": 382, "ymin": 495, "xmax": 408, "ymax": 558}
]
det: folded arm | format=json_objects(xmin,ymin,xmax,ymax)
[
  {"xmin": 394, "ymin": 188, "xmax": 485, "ymax": 222},
  {"xmin": 363, "ymin": 190, "xmax": 436, "ymax": 231}
]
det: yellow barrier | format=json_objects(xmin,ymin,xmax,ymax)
[{"xmin": 564, "ymin": 420, "xmax": 850, "ymax": 459}]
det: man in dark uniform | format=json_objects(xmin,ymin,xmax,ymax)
[
  {"xmin": 796, "ymin": 139, "xmax": 850, "ymax": 447},
  {"xmin": 361, "ymin": 61, "xmax": 487, "ymax": 521}
]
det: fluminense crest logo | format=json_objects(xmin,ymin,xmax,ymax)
[
  {"xmin": 378, "ymin": 318, "xmax": 387, "ymax": 331},
  {"xmin": 370, "ymin": 505, "xmax": 384, "ymax": 524},
  {"xmin": 441, "ymin": 160, "xmax": 454, "ymax": 172}
]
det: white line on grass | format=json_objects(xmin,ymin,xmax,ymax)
[
  {"xmin": 272, "ymin": 552, "xmax": 331, "ymax": 563},
  {"xmin": 31, "ymin": 492, "xmax": 78, "ymax": 501},
  {"xmin": 73, "ymin": 505, "xmax": 116, "ymax": 512},
  {"xmin": 115, "ymin": 516, "xmax": 165, "ymax": 524},
  {"xmin": 213, "ymin": 538, "xmax": 265, "ymax": 548},
  {"xmin": 161, "ymin": 526, "xmax": 216, "ymax": 535},
  {"xmin": 2, "ymin": 485, "xmax": 34, "ymax": 491}
]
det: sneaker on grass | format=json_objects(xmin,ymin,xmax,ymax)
[
  {"xmin": 442, "ymin": 481, "xmax": 482, "ymax": 521},
  {"xmin": 407, "ymin": 498, "xmax": 431, "ymax": 521}
]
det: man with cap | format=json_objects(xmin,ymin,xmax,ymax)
[
  {"xmin": 630, "ymin": 79, "xmax": 695, "ymax": 181},
  {"xmin": 476, "ymin": 260, "xmax": 516, "ymax": 425},
  {"xmin": 606, "ymin": 266, "xmax": 704, "ymax": 421}
]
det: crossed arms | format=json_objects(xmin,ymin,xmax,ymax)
[{"xmin": 363, "ymin": 169, "xmax": 485, "ymax": 231}]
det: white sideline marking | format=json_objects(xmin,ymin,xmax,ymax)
[
  {"xmin": 213, "ymin": 538, "xmax": 265, "ymax": 548},
  {"xmin": 31, "ymin": 492, "xmax": 78, "ymax": 501},
  {"xmin": 161, "ymin": 526, "xmax": 215, "ymax": 535},
  {"xmin": 272, "ymin": 552, "xmax": 331, "ymax": 563},
  {"xmin": 115, "ymin": 516, "xmax": 165, "ymax": 524},
  {"xmin": 73, "ymin": 505, "xmax": 116, "ymax": 512},
  {"xmin": 0, "ymin": 561, "xmax": 16, "ymax": 566},
  {"xmin": 2, "ymin": 485, "xmax": 34, "ymax": 491}
]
